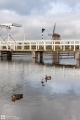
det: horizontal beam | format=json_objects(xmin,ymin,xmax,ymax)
[{"xmin": 0, "ymin": 39, "xmax": 79, "ymax": 52}]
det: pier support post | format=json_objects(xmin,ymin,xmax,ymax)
[
  {"xmin": 40, "ymin": 52, "xmax": 43, "ymax": 63},
  {"xmin": 76, "ymin": 52, "xmax": 80, "ymax": 67},
  {"xmin": 32, "ymin": 50, "xmax": 38, "ymax": 58},
  {"xmin": 32, "ymin": 50, "xmax": 38, "ymax": 63},
  {"xmin": 7, "ymin": 51, "xmax": 12, "ymax": 60},
  {"xmin": 76, "ymin": 52, "xmax": 80, "ymax": 60},
  {"xmin": 0, "ymin": 51, "xmax": 2, "ymax": 57},
  {"xmin": 53, "ymin": 52, "xmax": 60, "ymax": 64}
]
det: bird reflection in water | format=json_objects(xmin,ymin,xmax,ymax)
[{"xmin": 11, "ymin": 94, "xmax": 23, "ymax": 102}]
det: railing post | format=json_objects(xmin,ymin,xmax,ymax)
[
  {"xmin": 22, "ymin": 41, "xmax": 24, "ymax": 50},
  {"xmin": 36, "ymin": 42, "xmax": 37, "ymax": 51},
  {"xmin": 54, "ymin": 41, "xmax": 55, "ymax": 51},
  {"xmin": 63, "ymin": 41, "xmax": 65, "ymax": 51},
  {"xmin": 60, "ymin": 44, "xmax": 62, "ymax": 49},
  {"xmin": 44, "ymin": 42, "xmax": 46, "ymax": 50},
  {"xmin": 14, "ymin": 42, "xmax": 15, "ymax": 50},
  {"xmin": 16, "ymin": 42, "xmax": 17, "ymax": 50},
  {"xmin": 52, "ymin": 41, "xmax": 53, "ymax": 49},
  {"xmin": 38, "ymin": 42, "xmax": 39, "ymax": 49},
  {"xmin": 0, "ymin": 42, "xmax": 1, "ymax": 50},
  {"xmin": 70, "ymin": 41, "xmax": 71, "ymax": 49},
  {"xmin": 74, "ymin": 41, "xmax": 75, "ymax": 51},
  {"xmin": 79, "ymin": 41, "xmax": 80, "ymax": 49},
  {"xmin": 30, "ymin": 42, "xmax": 31, "ymax": 50},
  {"xmin": 7, "ymin": 44, "xmax": 8, "ymax": 50}
]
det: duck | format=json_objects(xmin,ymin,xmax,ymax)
[
  {"xmin": 45, "ymin": 75, "xmax": 51, "ymax": 80},
  {"xmin": 11, "ymin": 94, "xmax": 23, "ymax": 102},
  {"xmin": 41, "ymin": 79, "xmax": 44, "ymax": 84},
  {"xmin": 41, "ymin": 79, "xmax": 45, "ymax": 86}
]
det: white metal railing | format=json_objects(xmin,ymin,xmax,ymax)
[{"xmin": 0, "ymin": 39, "xmax": 80, "ymax": 51}]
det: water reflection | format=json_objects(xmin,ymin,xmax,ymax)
[{"xmin": 0, "ymin": 55, "xmax": 80, "ymax": 120}]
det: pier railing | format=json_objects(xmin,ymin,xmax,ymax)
[{"xmin": 0, "ymin": 40, "xmax": 80, "ymax": 51}]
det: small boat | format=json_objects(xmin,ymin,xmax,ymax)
[
  {"xmin": 45, "ymin": 75, "xmax": 51, "ymax": 80},
  {"xmin": 11, "ymin": 94, "xmax": 23, "ymax": 102}
]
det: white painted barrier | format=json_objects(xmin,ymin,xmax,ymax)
[{"xmin": 0, "ymin": 39, "xmax": 80, "ymax": 51}]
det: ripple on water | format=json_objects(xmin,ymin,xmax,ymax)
[{"xmin": 0, "ymin": 55, "xmax": 80, "ymax": 119}]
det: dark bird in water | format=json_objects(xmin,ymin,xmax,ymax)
[
  {"xmin": 41, "ymin": 79, "xmax": 44, "ymax": 84},
  {"xmin": 45, "ymin": 75, "xmax": 51, "ymax": 80},
  {"xmin": 41, "ymin": 79, "xmax": 45, "ymax": 86},
  {"xmin": 11, "ymin": 94, "xmax": 23, "ymax": 102}
]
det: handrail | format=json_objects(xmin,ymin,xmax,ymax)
[{"xmin": 0, "ymin": 39, "xmax": 80, "ymax": 51}]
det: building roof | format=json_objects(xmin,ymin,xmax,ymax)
[{"xmin": 53, "ymin": 33, "xmax": 60, "ymax": 37}]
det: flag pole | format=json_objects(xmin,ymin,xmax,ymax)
[{"xmin": 42, "ymin": 28, "xmax": 45, "ymax": 48}]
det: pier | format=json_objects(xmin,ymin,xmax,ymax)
[{"xmin": 0, "ymin": 39, "xmax": 80, "ymax": 67}]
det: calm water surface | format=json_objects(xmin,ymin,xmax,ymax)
[{"xmin": 0, "ymin": 54, "xmax": 80, "ymax": 120}]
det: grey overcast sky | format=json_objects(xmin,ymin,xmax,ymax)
[{"xmin": 0, "ymin": 0, "xmax": 80, "ymax": 40}]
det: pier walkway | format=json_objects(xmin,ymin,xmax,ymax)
[
  {"xmin": 0, "ymin": 39, "xmax": 80, "ymax": 66},
  {"xmin": 0, "ymin": 39, "xmax": 80, "ymax": 52}
]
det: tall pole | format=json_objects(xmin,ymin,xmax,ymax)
[
  {"xmin": 42, "ymin": 28, "xmax": 45, "ymax": 40},
  {"xmin": 42, "ymin": 28, "xmax": 45, "ymax": 47},
  {"xmin": 24, "ymin": 24, "xmax": 26, "ymax": 42},
  {"xmin": 42, "ymin": 28, "xmax": 45, "ymax": 48}
]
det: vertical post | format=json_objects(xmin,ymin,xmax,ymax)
[
  {"xmin": 63, "ymin": 45, "xmax": 65, "ymax": 51},
  {"xmin": 14, "ymin": 42, "xmax": 15, "ymax": 50},
  {"xmin": 40, "ymin": 52, "xmax": 43, "ymax": 63},
  {"xmin": 0, "ymin": 51, "xmax": 2, "ymax": 57},
  {"xmin": 8, "ymin": 32, "xmax": 9, "ymax": 42},
  {"xmin": 54, "ymin": 41, "xmax": 55, "ymax": 51},
  {"xmin": 79, "ymin": 41, "xmax": 80, "ymax": 49},
  {"xmin": 70, "ymin": 41, "xmax": 71, "ymax": 49},
  {"xmin": 42, "ymin": 32, "xmax": 43, "ymax": 40},
  {"xmin": 51, "ymin": 41, "xmax": 53, "ymax": 50},
  {"xmin": 63, "ymin": 40, "xmax": 65, "ymax": 51},
  {"xmin": 44, "ymin": 42, "xmax": 46, "ymax": 50},
  {"xmin": 7, "ymin": 51, "xmax": 12, "ymax": 60},
  {"xmin": 22, "ymin": 41, "xmax": 24, "ymax": 50},
  {"xmin": 16, "ymin": 42, "xmax": 17, "ymax": 50},
  {"xmin": 74, "ymin": 41, "xmax": 75, "ymax": 51},
  {"xmin": 24, "ymin": 24, "xmax": 26, "ymax": 42},
  {"xmin": 36, "ymin": 42, "xmax": 37, "ymax": 51},
  {"xmin": 7, "ymin": 44, "xmax": 8, "ymax": 50},
  {"xmin": 38, "ymin": 42, "xmax": 39, "ymax": 49},
  {"xmin": 42, "ymin": 28, "xmax": 45, "ymax": 40},
  {"xmin": 76, "ymin": 52, "xmax": 80, "ymax": 68},
  {"xmin": 10, "ymin": 42, "xmax": 11, "ymax": 49},
  {"xmin": 60, "ymin": 45, "xmax": 62, "ymax": 49},
  {"xmin": 42, "ymin": 28, "xmax": 45, "ymax": 47},
  {"xmin": 53, "ymin": 51, "xmax": 59, "ymax": 64},
  {"xmin": 32, "ymin": 50, "xmax": 38, "ymax": 58},
  {"xmin": 30, "ymin": 42, "xmax": 31, "ymax": 50},
  {"xmin": 0, "ymin": 42, "xmax": 1, "ymax": 50}
]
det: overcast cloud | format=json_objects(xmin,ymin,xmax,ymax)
[{"xmin": 0, "ymin": 0, "xmax": 80, "ymax": 40}]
